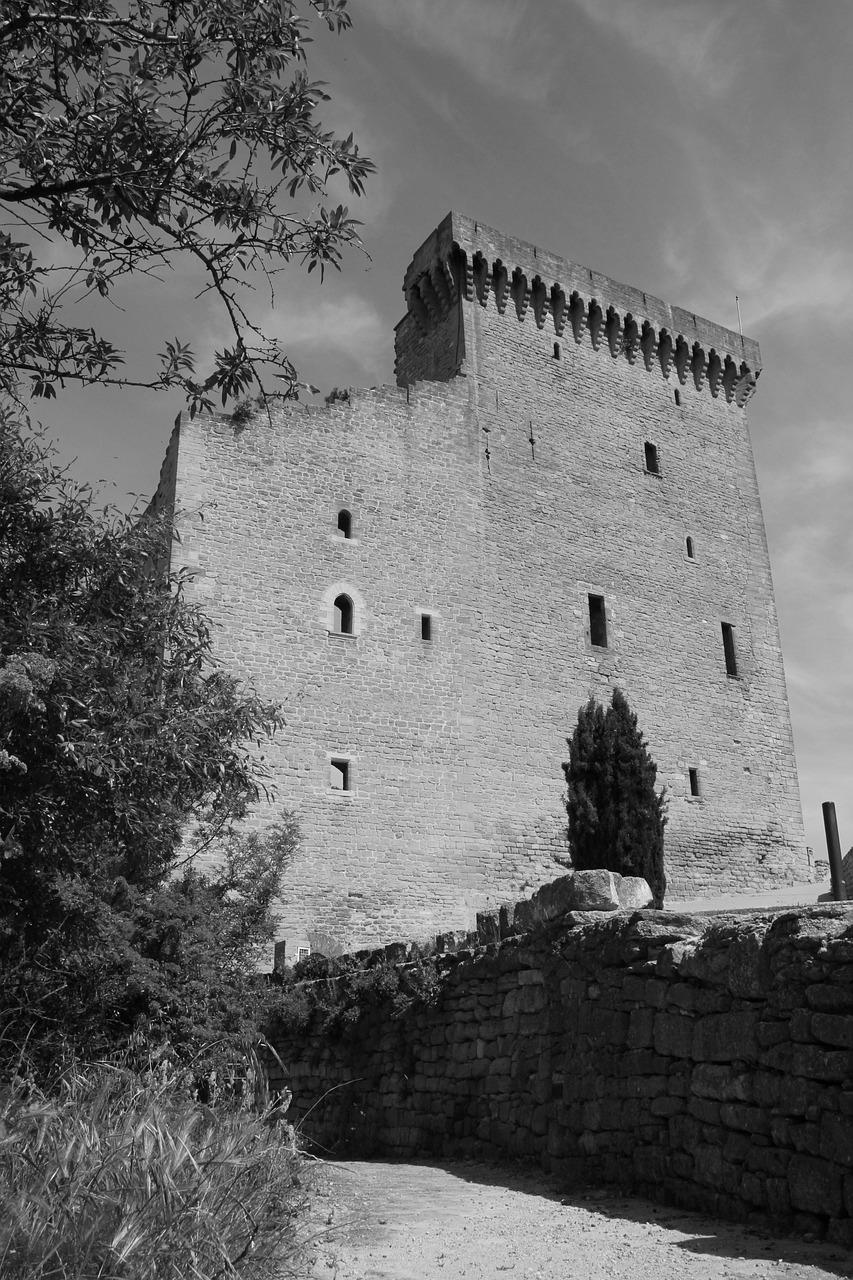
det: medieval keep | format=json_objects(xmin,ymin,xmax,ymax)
[{"xmin": 151, "ymin": 213, "xmax": 808, "ymax": 957}]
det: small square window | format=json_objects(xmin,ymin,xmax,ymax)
[
  {"xmin": 644, "ymin": 442, "xmax": 660, "ymax": 474},
  {"xmin": 588, "ymin": 594, "xmax": 608, "ymax": 648},
  {"xmin": 297, "ymin": 946, "xmax": 311, "ymax": 962},
  {"xmin": 420, "ymin": 613, "xmax": 432, "ymax": 641},
  {"xmin": 330, "ymin": 758, "xmax": 351, "ymax": 791}
]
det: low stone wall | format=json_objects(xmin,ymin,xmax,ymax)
[{"xmin": 270, "ymin": 891, "xmax": 853, "ymax": 1244}]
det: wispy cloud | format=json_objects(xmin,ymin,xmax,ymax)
[
  {"xmin": 262, "ymin": 293, "xmax": 386, "ymax": 373},
  {"xmin": 569, "ymin": 0, "xmax": 740, "ymax": 97},
  {"xmin": 360, "ymin": 0, "xmax": 558, "ymax": 107}
]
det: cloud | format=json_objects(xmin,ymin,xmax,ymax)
[
  {"xmin": 359, "ymin": 0, "xmax": 558, "ymax": 107},
  {"xmin": 569, "ymin": 0, "xmax": 739, "ymax": 98},
  {"xmin": 261, "ymin": 292, "xmax": 386, "ymax": 373}
]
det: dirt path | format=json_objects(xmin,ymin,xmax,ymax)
[{"xmin": 307, "ymin": 1159, "xmax": 852, "ymax": 1280}]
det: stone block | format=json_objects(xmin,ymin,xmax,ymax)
[
  {"xmin": 691, "ymin": 1011, "xmax": 758, "ymax": 1063},
  {"xmin": 691, "ymin": 1063, "xmax": 751, "ymax": 1102},
  {"xmin": 693, "ymin": 1143, "xmax": 724, "ymax": 1187},
  {"xmin": 788, "ymin": 1154, "xmax": 844, "ymax": 1216},
  {"xmin": 530, "ymin": 874, "xmax": 578, "ymax": 924},
  {"xmin": 617, "ymin": 876, "xmax": 654, "ymax": 909},
  {"xmin": 827, "ymin": 1219, "xmax": 853, "ymax": 1248},
  {"xmin": 476, "ymin": 910, "xmax": 501, "ymax": 946},
  {"xmin": 764, "ymin": 1176, "xmax": 791, "ymax": 1217},
  {"xmin": 726, "ymin": 927, "xmax": 768, "ymax": 998},
  {"xmin": 627, "ymin": 1007, "xmax": 655, "ymax": 1049},
  {"xmin": 790, "ymin": 1043, "xmax": 850, "ymax": 1081},
  {"xmin": 719, "ymin": 1103, "xmax": 769, "ymax": 1135},
  {"xmin": 819, "ymin": 1112, "xmax": 853, "ymax": 1167},
  {"xmin": 653, "ymin": 1011, "xmax": 694, "ymax": 1058},
  {"xmin": 805, "ymin": 982, "xmax": 853, "ymax": 1013},
  {"xmin": 746, "ymin": 1145, "xmax": 792, "ymax": 1178},
  {"xmin": 810, "ymin": 1010, "xmax": 853, "ymax": 1048},
  {"xmin": 567, "ymin": 869, "xmax": 621, "ymax": 912},
  {"xmin": 789, "ymin": 1122, "xmax": 821, "ymax": 1156}
]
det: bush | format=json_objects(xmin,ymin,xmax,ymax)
[
  {"xmin": 269, "ymin": 954, "xmax": 444, "ymax": 1039},
  {"xmin": 0, "ymin": 815, "xmax": 299, "ymax": 1082},
  {"xmin": 0, "ymin": 1059, "xmax": 308, "ymax": 1280},
  {"xmin": 564, "ymin": 687, "xmax": 667, "ymax": 906}
]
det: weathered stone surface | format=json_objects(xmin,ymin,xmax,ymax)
[
  {"xmin": 810, "ymin": 1010, "xmax": 853, "ymax": 1048},
  {"xmin": 819, "ymin": 1113, "xmax": 853, "ymax": 1167},
  {"xmin": 788, "ymin": 1155, "xmax": 844, "ymax": 1216},
  {"xmin": 617, "ymin": 876, "xmax": 654, "ymax": 910},
  {"xmin": 692, "ymin": 1011, "xmax": 758, "ymax": 1063},
  {"xmin": 567, "ymin": 870, "xmax": 621, "ymax": 912},
  {"xmin": 528, "ymin": 874, "xmax": 577, "ymax": 924}
]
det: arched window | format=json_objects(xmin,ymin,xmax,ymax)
[
  {"xmin": 686, "ymin": 536, "xmax": 695, "ymax": 559},
  {"xmin": 337, "ymin": 509, "xmax": 352, "ymax": 539},
  {"xmin": 333, "ymin": 594, "xmax": 354, "ymax": 635}
]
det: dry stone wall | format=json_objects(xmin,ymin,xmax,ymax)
[{"xmin": 270, "ymin": 885, "xmax": 853, "ymax": 1245}]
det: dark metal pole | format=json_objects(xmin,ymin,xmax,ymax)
[{"xmin": 822, "ymin": 801, "xmax": 846, "ymax": 901}]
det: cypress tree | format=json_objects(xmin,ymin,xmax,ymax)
[{"xmin": 563, "ymin": 688, "xmax": 667, "ymax": 906}]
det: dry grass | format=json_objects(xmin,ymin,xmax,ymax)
[{"xmin": 0, "ymin": 1060, "xmax": 309, "ymax": 1279}]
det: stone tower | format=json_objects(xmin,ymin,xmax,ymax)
[{"xmin": 152, "ymin": 212, "xmax": 807, "ymax": 956}]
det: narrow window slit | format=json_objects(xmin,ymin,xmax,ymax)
[
  {"xmin": 721, "ymin": 622, "xmax": 738, "ymax": 677},
  {"xmin": 686, "ymin": 536, "xmax": 695, "ymax": 559},
  {"xmin": 588, "ymin": 594, "xmax": 608, "ymax": 648},
  {"xmin": 553, "ymin": 341, "xmax": 561, "ymax": 359},
  {"xmin": 421, "ymin": 614, "xmax": 432, "ymax": 641},
  {"xmin": 674, "ymin": 389, "xmax": 681, "ymax": 406},
  {"xmin": 644, "ymin": 442, "xmax": 660, "ymax": 474},
  {"xmin": 689, "ymin": 768, "xmax": 700, "ymax": 798}
]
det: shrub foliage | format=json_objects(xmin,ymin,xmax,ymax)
[
  {"xmin": 564, "ymin": 687, "xmax": 667, "ymax": 905},
  {"xmin": 269, "ymin": 953, "xmax": 445, "ymax": 1040},
  {"xmin": 0, "ymin": 419, "xmax": 294, "ymax": 1074}
]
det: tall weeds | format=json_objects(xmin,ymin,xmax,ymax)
[{"xmin": 0, "ymin": 1060, "xmax": 307, "ymax": 1279}]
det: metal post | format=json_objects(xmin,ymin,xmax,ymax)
[{"xmin": 822, "ymin": 801, "xmax": 846, "ymax": 901}]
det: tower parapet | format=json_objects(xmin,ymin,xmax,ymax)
[{"xmin": 395, "ymin": 212, "xmax": 760, "ymax": 407}]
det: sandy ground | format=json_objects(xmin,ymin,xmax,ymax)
[{"xmin": 305, "ymin": 1159, "xmax": 852, "ymax": 1280}]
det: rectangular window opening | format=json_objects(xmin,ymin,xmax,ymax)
[
  {"xmin": 689, "ymin": 768, "xmax": 700, "ymax": 798},
  {"xmin": 721, "ymin": 622, "xmax": 738, "ymax": 677},
  {"xmin": 588, "ymin": 594, "xmax": 608, "ymax": 648},
  {"xmin": 297, "ymin": 945, "xmax": 311, "ymax": 962},
  {"xmin": 674, "ymin": 389, "xmax": 681, "ymax": 407},
  {"xmin": 420, "ymin": 613, "xmax": 432, "ymax": 642},
  {"xmin": 330, "ymin": 758, "xmax": 351, "ymax": 791},
  {"xmin": 644, "ymin": 441, "xmax": 660, "ymax": 474}
]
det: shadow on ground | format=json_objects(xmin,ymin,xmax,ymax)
[{"xmin": 358, "ymin": 1157, "xmax": 853, "ymax": 1278}]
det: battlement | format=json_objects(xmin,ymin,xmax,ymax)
[{"xmin": 396, "ymin": 212, "xmax": 760, "ymax": 406}]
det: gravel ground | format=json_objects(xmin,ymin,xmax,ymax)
[{"xmin": 306, "ymin": 1159, "xmax": 852, "ymax": 1280}]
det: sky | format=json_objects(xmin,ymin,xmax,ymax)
[{"xmin": 42, "ymin": 0, "xmax": 852, "ymax": 866}]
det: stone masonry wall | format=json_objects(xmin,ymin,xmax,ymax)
[
  {"xmin": 154, "ymin": 211, "xmax": 807, "ymax": 955},
  {"xmin": 271, "ymin": 890, "xmax": 853, "ymax": 1245}
]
